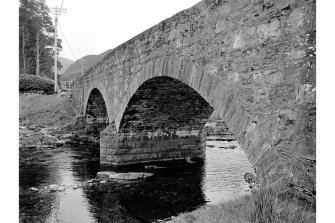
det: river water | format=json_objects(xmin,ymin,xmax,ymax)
[{"xmin": 19, "ymin": 140, "xmax": 254, "ymax": 223}]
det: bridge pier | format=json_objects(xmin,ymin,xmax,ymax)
[{"xmin": 100, "ymin": 124, "xmax": 204, "ymax": 165}]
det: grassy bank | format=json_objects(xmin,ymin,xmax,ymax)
[
  {"xmin": 169, "ymin": 186, "xmax": 315, "ymax": 223},
  {"xmin": 19, "ymin": 92, "xmax": 77, "ymax": 127}
]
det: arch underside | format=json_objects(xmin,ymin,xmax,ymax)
[{"xmin": 119, "ymin": 76, "xmax": 214, "ymax": 134}]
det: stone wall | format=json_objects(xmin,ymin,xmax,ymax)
[{"xmin": 74, "ymin": 0, "xmax": 316, "ymax": 193}]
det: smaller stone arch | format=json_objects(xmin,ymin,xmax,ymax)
[{"xmin": 84, "ymin": 88, "xmax": 110, "ymax": 135}]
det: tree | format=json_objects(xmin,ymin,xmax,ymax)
[{"xmin": 19, "ymin": 0, "xmax": 63, "ymax": 79}]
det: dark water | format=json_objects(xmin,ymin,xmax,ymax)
[{"xmin": 19, "ymin": 141, "xmax": 254, "ymax": 223}]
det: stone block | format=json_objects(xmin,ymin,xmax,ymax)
[
  {"xmin": 156, "ymin": 140, "xmax": 171, "ymax": 147},
  {"xmin": 180, "ymin": 145, "xmax": 195, "ymax": 151},
  {"xmin": 189, "ymin": 150, "xmax": 205, "ymax": 158},
  {"xmin": 131, "ymin": 147, "xmax": 152, "ymax": 154},
  {"xmin": 233, "ymin": 27, "xmax": 257, "ymax": 49},
  {"xmin": 124, "ymin": 141, "xmax": 137, "ymax": 149},
  {"xmin": 105, "ymin": 142, "xmax": 118, "ymax": 150},
  {"xmin": 152, "ymin": 146, "xmax": 178, "ymax": 153},
  {"xmin": 148, "ymin": 141, "xmax": 157, "ymax": 147},
  {"xmin": 113, "ymin": 149, "xmax": 129, "ymax": 155},
  {"xmin": 288, "ymin": 7, "xmax": 304, "ymax": 33},
  {"xmin": 101, "ymin": 148, "xmax": 115, "ymax": 156},
  {"xmin": 136, "ymin": 141, "xmax": 149, "ymax": 148},
  {"xmin": 257, "ymin": 19, "xmax": 281, "ymax": 43},
  {"xmin": 137, "ymin": 153, "xmax": 157, "ymax": 161},
  {"xmin": 118, "ymin": 154, "xmax": 138, "ymax": 163},
  {"xmin": 215, "ymin": 20, "xmax": 234, "ymax": 34},
  {"xmin": 157, "ymin": 151, "xmax": 182, "ymax": 159}
]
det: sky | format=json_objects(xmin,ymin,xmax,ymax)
[{"xmin": 45, "ymin": 0, "xmax": 201, "ymax": 60}]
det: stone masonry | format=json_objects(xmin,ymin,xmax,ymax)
[{"xmin": 73, "ymin": 0, "xmax": 316, "ymax": 193}]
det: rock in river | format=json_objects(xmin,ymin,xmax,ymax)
[{"xmin": 97, "ymin": 171, "xmax": 153, "ymax": 181}]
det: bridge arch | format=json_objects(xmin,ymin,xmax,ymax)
[
  {"xmin": 85, "ymin": 88, "xmax": 108, "ymax": 121},
  {"xmin": 115, "ymin": 57, "xmax": 251, "ymax": 150},
  {"xmin": 83, "ymin": 84, "xmax": 113, "ymax": 123},
  {"xmin": 83, "ymin": 87, "xmax": 112, "ymax": 136},
  {"xmin": 118, "ymin": 76, "xmax": 214, "ymax": 136},
  {"xmin": 115, "ymin": 58, "xmax": 224, "ymax": 132}
]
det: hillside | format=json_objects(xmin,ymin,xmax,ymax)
[
  {"xmin": 61, "ymin": 49, "xmax": 113, "ymax": 81},
  {"xmin": 58, "ymin": 57, "xmax": 74, "ymax": 75}
]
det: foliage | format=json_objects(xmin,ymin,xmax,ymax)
[
  {"xmin": 170, "ymin": 185, "xmax": 316, "ymax": 223},
  {"xmin": 251, "ymin": 186, "xmax": 278, "ymax": 223},
  {"xmin": 19, "ymin": 0, "xmax": 63, "ymax": 78},
  {"xmin": 19, "ymin": 74, "xmax": 54, "ymax": 94}
]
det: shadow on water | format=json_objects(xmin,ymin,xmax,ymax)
[{"xmin": 83, "ymin": 161, "xmax": 206, "ymax": 223}]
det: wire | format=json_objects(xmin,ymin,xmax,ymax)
[{"xmin": 57, "ymin": 20, "xmax": 77, "ymax": 61}]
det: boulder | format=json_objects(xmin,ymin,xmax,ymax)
[
  {"xmin": 244, "ymin": 172, "xmax": 259, "ymax": 184},
  {"xmin": 49, "ymin": 184, "xmax": 65, "ymax": 191},
  {"xmin": 97, "ymin": 171, "xmax": 153, "ymax": 181}
]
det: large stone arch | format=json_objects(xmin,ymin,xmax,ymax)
[
  {"xmin": 118, "ymin": 75, "xmax": 214, "ymax": 135},
  {"xmin": 115, "ymin": 57, "xmax": 251, "ymax": 153},
  {"xmin": 116, "ymin": 57, "xmax": 225, "ymax": 131}
]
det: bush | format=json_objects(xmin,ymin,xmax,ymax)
[
  {"xmin": 19, "ymin": 74, "xmax": 55, "ymax": 94},
  {"xmin": 251, "ymin": 186, "xmax": 278, "ymax": 223},
  {"xmin": 251, "ymin": 185, "xmax": 315, "ymax": 223}
]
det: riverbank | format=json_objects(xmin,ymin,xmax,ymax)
[
  {"xmin": 168, "ymin": 185, "xmax": 316, "ymax": 223},
  {"xmin": 19, "ymin": 92, "xmax": 99, "ymax": 150}
]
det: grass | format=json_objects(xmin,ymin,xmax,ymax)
[
  {"xmin": 19, "ymin": 93, "xmax": 77, "ymax": 127},
  {"xmin": 169, "ymin": 185, "xmax": 315, "ymax": 223}
]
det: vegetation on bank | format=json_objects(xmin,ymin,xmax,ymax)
[
  {"xmin": 19, "ymin": 74, "xmax": 55, "ymax": 94},
  {"xmin": 169, "ymin": 185, "xmax": 315, "ymax": 223}
]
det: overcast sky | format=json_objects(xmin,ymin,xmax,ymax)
[{"xmin": 45, "ymin": 0, "xmax": 201, "ymax": 60}]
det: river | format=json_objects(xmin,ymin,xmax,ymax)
[{"xmin": 19, "ymin": 140, "xmax": 254, "ymax": 222}]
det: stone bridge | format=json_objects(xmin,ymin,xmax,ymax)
[{"xmin": 73, "ymin": 0, "xmax": 315, "ymax": 192}]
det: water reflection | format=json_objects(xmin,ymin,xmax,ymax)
[
  {"xmin": 83, "ymin": 161, "xmax": 206, "ymax": 222},
  {"xmin": 19, "ymin": 141, "xmax": 254, "ymax": 222}
]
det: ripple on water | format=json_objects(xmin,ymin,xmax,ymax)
[{"xmin": 203, "ymin": 141, "xmax": 255, "ymax": 204}]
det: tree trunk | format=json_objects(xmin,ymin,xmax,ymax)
[
  {"xmin": 22, "ymin": 24, "xmax": 27, "ymax": 74},
  {"xmin": 35, "ymin": 30, "xmax": 40, "ymax": 76}
]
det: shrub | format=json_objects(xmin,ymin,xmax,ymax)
[
  {"xmin": 19, "ymin": 74, "xmax": 54, "ymax": 94},
  {"xmin": 251, "ymin": 185, "xmax": 315, "ymax": 223},
  {"xmin": 251, "ymin": 186, "xmax": 279, "ymax": 223}
]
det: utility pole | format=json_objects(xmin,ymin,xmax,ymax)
[
  {"xmin": 81, "ymin": 58, "xmax": 84, "ymax": 76},
  {"xmin": 50, "ymin": 6, "xmax": 66, "ymax": 94}
]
